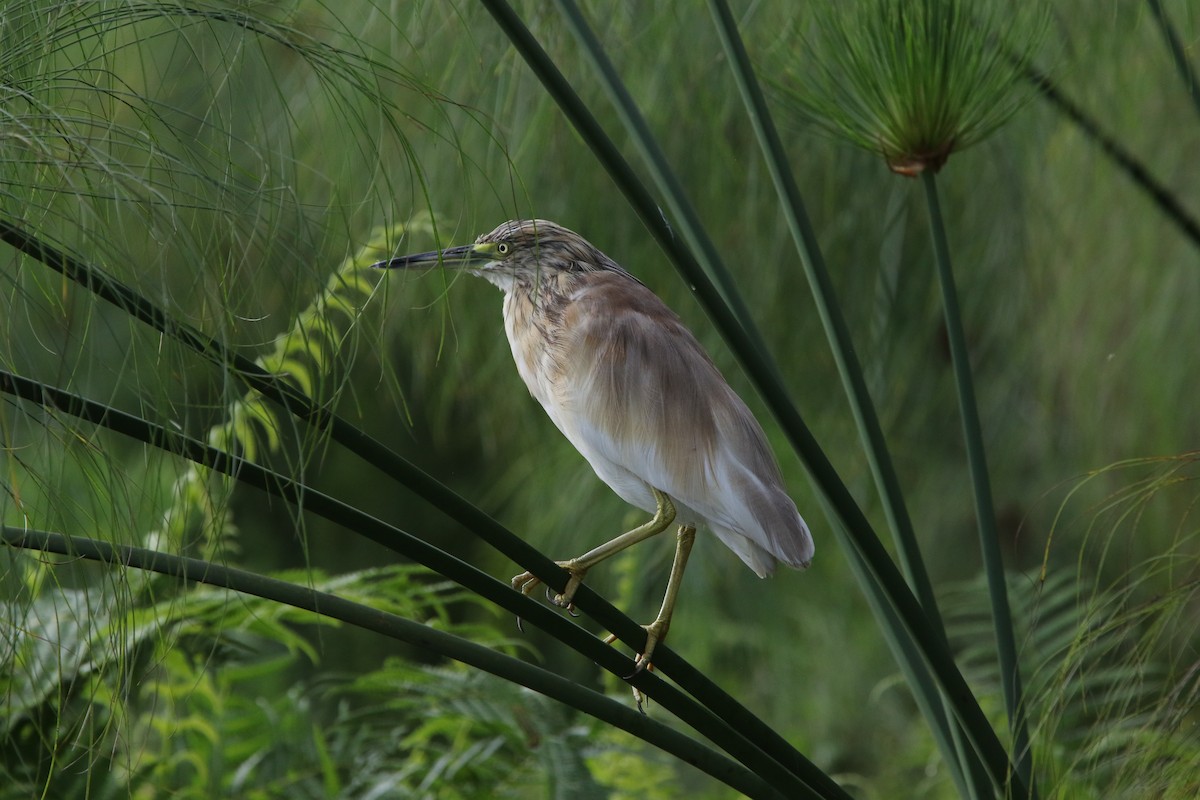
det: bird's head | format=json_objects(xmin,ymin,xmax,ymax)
[{"xmin": 372, "ymin": 219, "xmax": 636, "ymax": 292}]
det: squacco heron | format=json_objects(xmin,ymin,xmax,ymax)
[{"xmin": 375, "ymin": 219, "xmax": 813, "ymax": 671}]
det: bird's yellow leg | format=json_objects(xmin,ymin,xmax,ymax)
[
  {"xmin": 632, "ymin": 524, "xmax": 696, "ymax": 673},
  {"xmin": 511, "ymin": 488, "xmax": 676, "ymax": 610}
]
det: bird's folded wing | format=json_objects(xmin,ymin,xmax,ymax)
[{"xmin": 555, "ymin": 273, "xmax": 813, "ymax": 574}]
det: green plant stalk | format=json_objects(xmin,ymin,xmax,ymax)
[
  {"xmin": 0, "ymin": 368, "xmax": 840, "ymax": 800},
  {"xmin": 0, "ymin": 220, "xmax": 849, "ymax": 798},
  {"xmin": 702, "ymin": 4, "xmax": 992, "ymax": 797},
  {"xmin": 480, "ymin": 2, "xmax": 1029, "ymax": 796},
  {"xmin": 0, "ymin": 527, "xmax": 783, "ymax": 800},
  {"xmin": 817, "ymin": 498, "xmax": 980, "ymax": 800},
  {"xmin": 922, "ymin": 170, "xmax": 1034, "ymax": 793},
  {"xmin": 1146, "ymin": 0, "xmax": 1200, "ymax": 121}
]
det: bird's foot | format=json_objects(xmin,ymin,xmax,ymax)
[
  {"xmin": 511, "ymin": 560, "xmax": 588, "ymax": 612},
  {"xmin": 600, "ymin": 617, "xmax": 669, "ymax": 674},
  {"xmin": 601, "ymin": 621, "xmax": 669, "ymax": 713},
  {"xmin": 632, "ymin": 618, "xmax": 669, "ymax": 675}
]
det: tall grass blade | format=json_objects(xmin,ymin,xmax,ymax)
[
  {"xmin": 551, "ymin": 0, "xmax": 778, "ymax": 376},
  {"xmin": 922, "ymin": 171, "xmax": 1034, "ymax": 792}
]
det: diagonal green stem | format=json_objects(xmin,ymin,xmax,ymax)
[
  {"xmin": 552, "ymin": 0, "xmax": 779, "ymax": 380},
  {"xmin": 1, "ymin": 526, "xmax": 782, "ymax": 800},
  {"xmin": 1020, "ymin": 60, "xmax": 1200, "ymax": 251},
  {"xmin": 705, "ymin": 0, "xmax": 936, "ymax": 615},
  {"xmin": 922, "ymin": 171, "xmax": 1035, "ymax": 795}
]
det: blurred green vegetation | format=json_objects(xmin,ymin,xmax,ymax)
[{"xmin": 1, "ymin": 1, "xmax": 1198, "ymax": 797}]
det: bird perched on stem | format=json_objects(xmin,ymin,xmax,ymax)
[{"xmin": 375, "ymin": 219, "xmax": 813, "ymax": 673}]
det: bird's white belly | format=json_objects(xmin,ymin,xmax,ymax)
[
  {"xmin": 527, "ymin": 383, "xmax": 662, "ymax": 514},
  {"xmin": 539, "ymin": 406, "xmax": 709, "ymax": 530},
  {"xmin": 564, "ymin": 437, "xmax": 661, "ymax": 514}
]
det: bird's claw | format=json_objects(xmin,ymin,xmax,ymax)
[
  {"xmin": 602, "ymin": 622, "xmax": 667, "ymax": 712},
  {"xmin": 629, "ymin": 619, "xmax": 668, "ymax": 675},
  {"xmin": 510, "ymin": 562, "xmax": 586, "ymax": 617},
  {"xmin": 539, "ymin": 584, "xmax": 580, "ymax": 615}
]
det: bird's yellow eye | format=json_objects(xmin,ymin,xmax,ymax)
[{"xmin": 496, "ymin": 242, "xmax": 510, "ymax": 255}]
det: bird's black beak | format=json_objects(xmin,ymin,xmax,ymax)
[{"xmin": 371, "ymin": 244, "xmax": 481, "ymax": 270}]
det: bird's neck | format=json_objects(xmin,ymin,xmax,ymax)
[
  {"xmin": 494, "ymin": 270, "xmax": 581, "ymax": 314},
  {"xmin": 500, "ymin": 271, "xmax": 581, "ymax": 359},
  {"xmin": 501, "ymin": 277, "xmax": 571, "ymax": 330},
  {"xmin": 499, "ymin": 279, "xmax": 574, "ymax": 407}
]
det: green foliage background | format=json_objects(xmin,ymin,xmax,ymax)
[{"xmin": 1, "ymin": 1, "xmax": 1197, "ymax": 797}]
